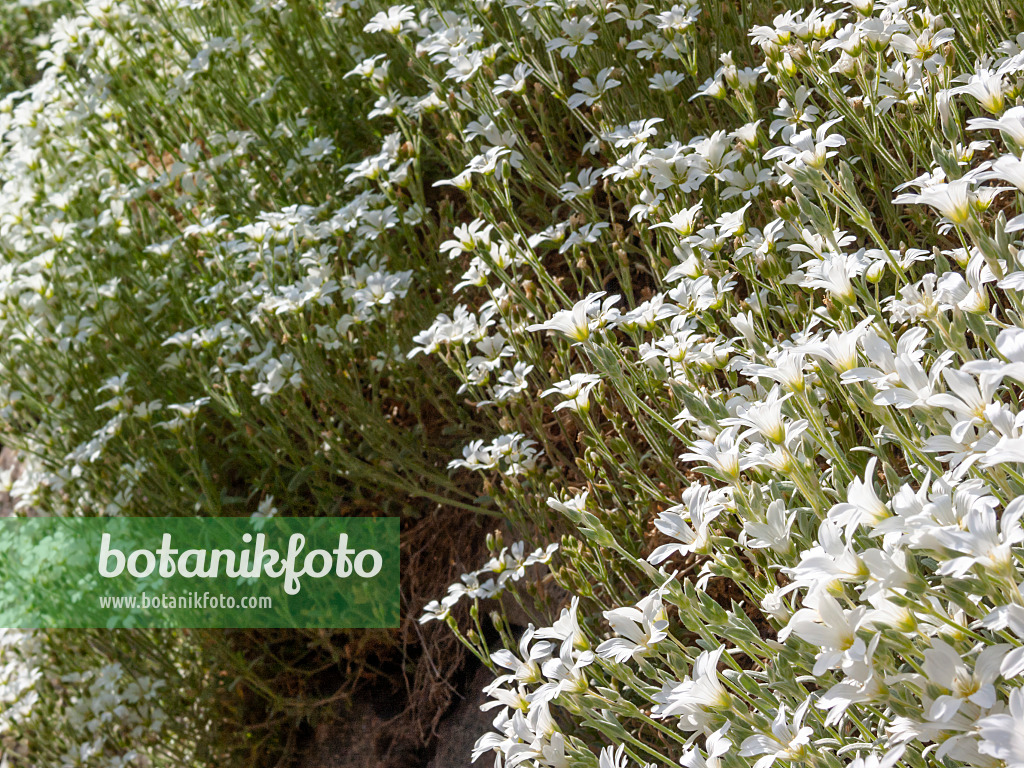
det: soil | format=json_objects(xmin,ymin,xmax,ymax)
[{"xmin": 301, "ymin": 662, "xmax": 496, "ymax": 768}]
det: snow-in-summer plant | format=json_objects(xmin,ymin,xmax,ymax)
[
  {"xmin": 0, "ymin": 0, "xmax": 489, "ymax": 763},
  {"xmin": 6, "ymin": 0, "xmax": 1024, "ymax": 764},
  {"xmin": 383, "ymin": 0, "xmax": 1024, "ymax": 766}
]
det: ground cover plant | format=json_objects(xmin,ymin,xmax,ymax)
[{"xmin": 4, "ymin": 0, "xmax": 1024, "ymax": 765}]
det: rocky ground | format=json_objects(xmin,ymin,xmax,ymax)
[{"xmin": 301, "ymin": 662, "xmax": 495, "ymax": 768}]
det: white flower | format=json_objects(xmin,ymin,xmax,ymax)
[
  {"xmin": 545, "ymin": 16, "xmax": 598, "ymax": 59},
  {"xmin": 535, "ymin": 636, "xmax": 595, "ymax": 701},
  {"xmin": 765, "ymin": 118, "xmax": 846, "ymax": 171},
  {"xmin": 493, "ymin": 63, "xmax": 533, "ymax": 96},
  {"xmin": 651, "ymin": 202, "xmax": 703, "ymax": 235},
  {"xmin": 649, "ymin": 71, "xmax": 687, "ymax": 91},
  {"xmin": 596, "ymin": 585, "xmax": 670, "ymax": 663},
  {"xmin": 968, "ymin": 105, "xmax": 1024, "ymax": 146},
  {"xmin": 981, "ymin": 153, "xmax": 1024, "ymax": 191},
  {"xmin": 779, "ymin": 593, "xmax": 867, "ymax": 676},
  {"xmin": 447, "ymin": 571, "xmax": 498, "ymax": 602},
  {"xmin": 252, "ymin": 495, "xmax": 278, "ymax": 519},
  {"xmin": 491, "ymin": 626, "xmax": 552, "ymax": 686},
  {"xmin": 828, "ymin": 458, "xmax": 890, "ymax": 533},
  {"xmin": 977, "ymin": 686, "xmax": 1024, "ymax": 766},
  {"xmin": 743, "ymin": 350, "xmax": 809, "ymax": 392},
  {"xmin": 783, "ymin": 520, "xmax": 868, "ymax": 595},
  {"xmin": 963, "ymin": 327, "xmax": 1024, "ymax": 386},
  {"xmin": 535, "ymin": 596, "xmax": 589, "ymax": 651},
  {"xmin": 419, "ymin": 599, "xmax": 453, "ymax": 624},
  {"xmin": 721, "ymin": 386, "xmax": 802, "ymax": 445},
  {"xmin": 599, "ymin": 745, "xmax": 629, "ymax": 768},
  {"xmin": 679, "ymin": 427, "xmax": 756, "ymax": 481},
  {"xmin": 931, "ymin": 499, "xmax": 1024, "ymax": 577},
  {"xmin": 567, "ymin": 68, "xmax": 621, "ymax": 109},
  {"xmin": 921, "ymin": 639, "xmax": 1008, "ymax": 721},
  {"xmin": 527, "ymin": 292, "xmax": 619, "ymax": 343},
  {"xmin": 743, "ymin": 499, "xmax": 796, "ymax": 553},
  {"xmin": 299, "ymin": 136, "xmax": 335, "ymax": 162},
  {"xmin": 651, "ymin": 646, "xmax": 731, "ymax": 730},
  {"xmin": 648, "ymin": 484, "xmax": 727, "ymax": 562},
  {"xmin": 558, "ymin": 167, "xmax": 602, "ymax": 201},
  {"xmin": 541, "ymin": 373, "xmax": 602, "ymax": 412},
  {"xmin": 363, "ymin": 4, "xmax": 415, "ymax": 33},
  {"xmin": 738, "ymin": 699, "xmax": 814, "ymax": 768},
  {"xmin": 894, "ymin": 178, "xmax": 975, "ymax": 226}
]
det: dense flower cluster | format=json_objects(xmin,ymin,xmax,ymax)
[
  {"xmin": 420, "ymin": 538, "xmax": 559, "ymax": 624},
  {"xmin": 5, "ymin": 0, "xmax": 1024, "ymax": 764},
  {"xmin": 386, "ymin": 0, "xmax": 1024, "ymax": 765},
  {"xmin": 0, "ymin": 0, "xmax": 469, "ymax": 763}
]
